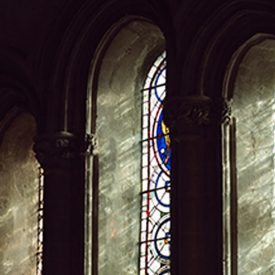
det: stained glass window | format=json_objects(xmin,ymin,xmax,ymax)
[
  {"xmin": 36, "ymin": 167, "xmax": 44, "ymax": 275},
  {"xmin": 139, "ymin": 52, "xmax": 171, "ymax": 274}
]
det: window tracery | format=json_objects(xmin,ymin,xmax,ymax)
[{"xmin": 139, "ymin": 52, "xmax": 171, "ymax": 275}]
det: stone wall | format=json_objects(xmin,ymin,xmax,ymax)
[
  {"xmin": 92, "ymin": 21, "xmax": 164, "ymax": 274},
  {"xmin": 233, "ymin": 39, "xmax": 275, "ymax": 274},
  {"xmin": 0, "ymin": 113, "xmax": 39, "ymax": 275}
]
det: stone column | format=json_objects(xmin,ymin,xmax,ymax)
[
  {"xmin": 164, "ymin": 96, "xmax": 231, "ymax": 274},
  {"xmin": 34, "ymin": 131, "xmax": 91, "ymax": 275}
]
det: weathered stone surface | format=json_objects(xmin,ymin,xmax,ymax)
[
  {"xmin": 93, "ymin": 21, "xmax": 164, "ymax": 274},
  {"xmin": 233, "ymin": 39, "xmax": 275, "ymax": 274},
  {"xmin": 0, "ymin": 113, "xmax": 39, "ymax": 275}
]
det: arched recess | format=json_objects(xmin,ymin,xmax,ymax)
[
  {"xmin": 86, "ymin": 18, "xmax": 166, "ymax": 274},
  {"xmin": 223, "ymin": 34, "xmax": 275, "ymax": 275},
  {"xmin": 0, "ymin": 48, "xmax": 43, "ymax": 274},
  {"xmin": 31, "ymin": 1, "xmax": 173, "ymax": 274},
  {"xmin": 190, "ymin": 4, "xmax": 275, "ymax": 273},
  {"xmin": 39, "ymin": 0, "xmax": 172, "ymax": 135},
  {"xmin": 159, "ymin": 1, "xmax": 275, "ymax": 274},
  {"xmin": 0, "ymin": 109, "xmax": 42, "ymax": 274},
  {"xmin": 174, "ymin": 0, "xmax": 275, "ymax": 98}
]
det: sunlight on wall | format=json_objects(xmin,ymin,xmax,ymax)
[
  {"xmin": 233, "ymin": 39, "xmax": 275, "ymax": 274},
  {"xmin": 0, "ymin": 113, "xmax": 39, "ymax": 275},
  {"xmin": 90, "ymin": 20, "xmax": 165, "ymax": 275}
]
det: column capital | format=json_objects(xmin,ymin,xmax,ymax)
[
  {"xmin": 33, "ymin": 131, "xmax": 92, "ymax": 169},
  {"xmin": 163, "ymin": 96, "xmax": 231, "ymax": 137}
]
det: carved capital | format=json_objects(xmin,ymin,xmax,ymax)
[
  {"xmin": 164, "ymin": 96, "xmax": 231, "ymax": 137},
  {"xmin": 33, "ymin": 131, "xmax": 92, "ymax": 168},
  {"xmin": 164, "ymin": 96, "xmax": 211, "ymax": 127}
]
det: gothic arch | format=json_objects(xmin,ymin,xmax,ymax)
[
  {"xmin": 85, "ymin": 17, "xmax": 166, "ymax": 275},
  {"xmin": 174, "ymin": 0, "xmax": 275, "ymax": 99},
  {"xmin": 18, "ymin": 1, "xmax": 275, "ymax": 274},
  {"xmin": 38, "ymin": 0, "xmax": 173, "ymax": 136},
  {"xmin": 33, "ymin": 2, "xmax": 174, "ymax": 274},
  {"xmin": 220, "ymin": 33, "xmax": 275, "ymax": 274},
  {"xmin": 223, "ymin": 33, "xmax": 275, "ymax": 99}
]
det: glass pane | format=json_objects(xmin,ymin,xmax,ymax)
[{"xmin": 140, "ymin": 52, "xmax": 171, "ymax": 275}]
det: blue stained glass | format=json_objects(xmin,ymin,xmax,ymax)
[
  {"xmin": 139, "ymin": 52, "xmax": 171, "ymax": 275},
  {"xmin": 156, "ymin": 112, "xmax": 171, "ymax": 172}
]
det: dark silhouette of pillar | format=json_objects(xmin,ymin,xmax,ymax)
[
  {"xmin": 34, "ymin": 131, "xmax": 90, "ymax": 275},
  {"xmin": 164, "ymin": 96, "xmax": 230, "ymax": 274}
]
